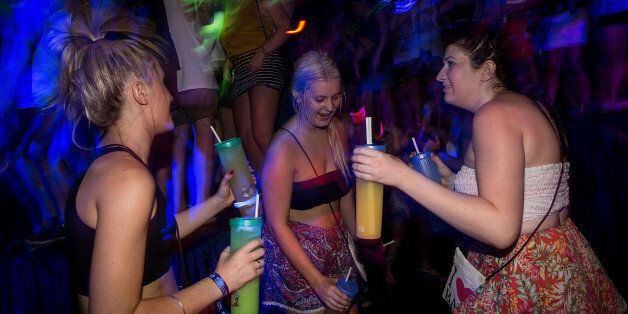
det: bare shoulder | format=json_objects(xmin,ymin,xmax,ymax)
[
  {"xmin": 262, "ymin": 129, "xmax": 297, "ymax": 193},
  {"xmin": 474, "ymin": 92, "xmax": 535, "ymax": 129},
  {"xmin": 90, "ymin": 153, "xmax": 153, "ymax": 188},
  {"xmin": 87, "ymin": 153, "xmax": 155, "ymax": 219},
  {"xmin": 268, "ymin": 129, "xmax": 296, "ymax": 156},
  {"xmin": 265, "ymin": 128, "xmax": 298, "ymax": 170}
]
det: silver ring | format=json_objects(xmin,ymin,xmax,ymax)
[{"xmin": 256, "ymin": 260, "xmax": 262, "ymax": 268}]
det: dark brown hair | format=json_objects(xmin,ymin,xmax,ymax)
[{"xmin": 446, "ymin": 32, "xmax": 514, "ymax": 91}]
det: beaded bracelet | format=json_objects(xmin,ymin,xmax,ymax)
[{"xmin": 209, "ymin": 272, "xmax": 229, "ymax": 297}]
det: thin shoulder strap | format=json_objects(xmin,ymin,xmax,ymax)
[
  {"xmin": 279, "ymin": 127, "xmax": 319, "ymax": 176},
  {"xmin": 98, "ymin": 144, "xmax": 149, "ymax": 169}
]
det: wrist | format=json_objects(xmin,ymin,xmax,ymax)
[
  {"xmin": 396, "ymin": 166, "xmax": 414, "ymax": 190},
  {"xmin": 218, "ymin": 197, "xmax": 231, "ymax": 211},
  {"xmin": 208, "ymin": 272, "xmax": 230, "ymax": 298},
  {"xmin": 310, "ymin": 274, "xmax": 327, "ymax": 289},
  {"xmin": 259, "ymin": 45, "xmax": 269, "ymax": 57}
]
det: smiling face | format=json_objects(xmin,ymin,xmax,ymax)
[
  {"xmin": 436, "ymin": 45, "xmax": 485, "ymax": 111},
  {"xmin": 298, "ymin": 78, "xmax": 343, "ymax": 128}
]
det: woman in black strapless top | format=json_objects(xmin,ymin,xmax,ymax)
[
  {"xmin": 261, "ymin": 51, "xmax": 360, "ymax": 313},
  {"xmin": 55, "ymin": 4, "xmax": 264, "ymax": 313}
]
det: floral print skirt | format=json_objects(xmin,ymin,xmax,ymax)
[
  {"xmin": 455, "ymin": 219, "xmax": 626, "ymax": 313},
  {"xmin": 261, "ymin": 218, "xmax": 358, "ymax": 313}
]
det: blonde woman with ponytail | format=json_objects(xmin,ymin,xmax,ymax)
[
  {"xmin": 57, "ymin": 4, "xmax": 264, "ymax": 313},
  {"xmin": 261, "ymin": 51, "xmax": 359, "ymax": 313}
]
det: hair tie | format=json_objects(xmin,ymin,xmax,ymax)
[
  {"xmin": 104, "ymin": 31, "xmax": 129, "ymax": 41},
  {"xmin": 92, "ymin": 31, "xmax": 130, "ymax": 44}
]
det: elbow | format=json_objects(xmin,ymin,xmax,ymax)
[{"xmin": 490, "ymin": 228, "xmax": 520, "ymax": 250}]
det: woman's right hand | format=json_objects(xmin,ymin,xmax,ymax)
[
  {"xmin": 214, "ymin": 239, "xmax": 265, "ymax": 292},
  {"xmin": 313, "ymin": 277, "xmax": 351, "ymax": 312},
  {"xmin": 430, "ymin": 154, "xmax": 455, "ymax": 189},
  {"xmin": 213, "ymin": 171, "xmax": 235, "ymax": 210},
  {"xmin": 313, "ymin": 276, "xmax": 351, "ymax": 312},
  {"xmin": 352, "ymin": 146, "xmax": 410, "ymax": 187}
]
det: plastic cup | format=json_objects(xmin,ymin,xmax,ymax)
[
  {"xmin": 336, "ymin": 278, "xmax": 358, "ymax": 300},
  {"xmin": 355, "ymin": 144, "xmax": 386, "ymax": 239},
  {"xmin": 229, "ymin": 217, "xmax": 263, "ymax": 314},
  {"xmin": 215, "ymin": 138, "xmax": 257, "ymax": 216},
  {"xmin": 409, "ymin": 152, "xmax": 441, "ymax": 183},
  {"xmin": 409, "ymin": 152, "xmax": 449, "ymax": 232}
]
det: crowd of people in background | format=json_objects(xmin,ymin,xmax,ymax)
[{"xmin": 0, "ymin": 0, "xmax": 627, "ymax": 312}]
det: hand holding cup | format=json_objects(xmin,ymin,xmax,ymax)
[
  {"xmin": 351, "ymin": 146, "xmax": 410, "ymax": 188},
  {"xmin": 214, "ymin": 171, "xmax": 235, "ymax": 209},
  {"xmin": 214, "ymin": 239, "xmax": 265, "ymax": 293},
  {"xmin": 430, "ymin": 154, "xmax": 456, "ymax": 189},
  {"xmin": 313, "ymin": 276, "xmax": 351, "ymax": 312}
]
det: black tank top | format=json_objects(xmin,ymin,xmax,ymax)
[{"xmin": 64, "ymin": 144, "xmax": 176, "ymax": 296}]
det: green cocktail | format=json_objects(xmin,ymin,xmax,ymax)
[
  {"xmin": 229, "ymin": 217, "xmax": 263, "ymax": 314},
  {"xmin": 215, "ymin": 138, "xmax": 257, "ymax": 216}
]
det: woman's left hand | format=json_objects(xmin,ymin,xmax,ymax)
[
  {"xmin": 249, "ymin": 48, "xmax": 266, "ymax": 72},
  {"xmin": 215, "ymin": 171, "xmax": 235, "ymax": 209},
  {"xmin": 351, "ymin": 146, "xmax": 409, "ymax": 187}
]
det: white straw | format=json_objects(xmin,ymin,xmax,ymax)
[
  {"xmin": 254, "ymin": 194, "xmax": 260, "ymax": 218},
  {"xmin": 411, "ymin": 137, "xmax": 420, "ymax": 154},
  {"xmin": 345, "ymin": 267, "xmax": 352, "ymax": 281},
  {"xmin": 382, "ymin": 240, "xmax": 395, "ymax": 247},
  {"xmin": 365, "ymin": 117, "xmax": 372, "ymax": 145},
  {"xmin": 210, "ymin": 125, "xmax": 222, "ymax": 142}
]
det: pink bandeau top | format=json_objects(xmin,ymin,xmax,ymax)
[{"xmin": 454, "ymin": 163, "xmax": 570, "ymax": 221}]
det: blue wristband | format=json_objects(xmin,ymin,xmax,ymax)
[{"xmin": 209, "ymin": 272, "xmax": 229, "ymax": 297}]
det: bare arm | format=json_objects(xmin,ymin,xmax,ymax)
[
  {"xmin": 352, "ymin": 103, "xmax": 524, "ymax": 249},
  {"xmin": 259, "ymin": 0, "xmax": 291, "ymax": 53},
  {"xmin": 340, "ymin": 189, "xmax": 357, "ymax": 237},
  {"xmin": 175, "ymin": 173, "xmax": 234, "ymax": 238},
  {"xmin": 262, "ymin": 136, "xmax": 350, "ymax": 312},
  {"xmin": 249, "ymin": 0, "xmax": 291, "ymax": 71},
  {"xmin": 88, "ymin": 164, "xmax": 262, "ymax": 313},
  {"xmin": 88, "ymin": 164, "xmax": 153, "ymax": 313},
  {"xmin": 131, "ymin": 240, "xmax": 265, "ymax": 314}
]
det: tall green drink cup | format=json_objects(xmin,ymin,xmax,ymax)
[
  {"xmin": 215, "ymin": 138, "xmax": 257, "ymax": 216},
  {"xmin": 229, "ymin": 217, "xmax": 263, "ymax": 314}
]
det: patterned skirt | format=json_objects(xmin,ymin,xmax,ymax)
[
  {"xmin": 230, "ymin": 48, "xmax": 287, "ymax": 103},
  {"xmin": 455, "ymin": 219, "xmax": 627, "ymax": 313},
  {"xmin": 261, "ymin": 218, "xmax": 358, "ymax": 313}
]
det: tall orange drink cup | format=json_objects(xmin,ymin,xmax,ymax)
[{"xmin": 355, "ymin": 144, "xmax": 386, "ymax": 239}]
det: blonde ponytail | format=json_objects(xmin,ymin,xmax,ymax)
[{"xmin": 47, "ymin": 3, "xmax": 166, "ymax": 137}]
